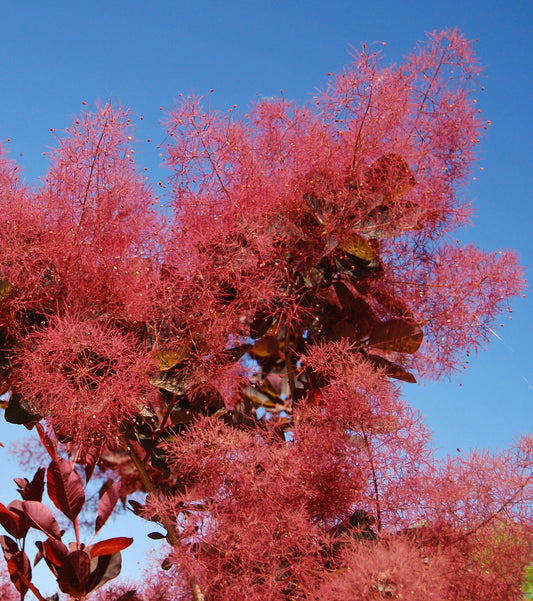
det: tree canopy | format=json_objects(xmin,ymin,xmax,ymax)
[{"xmin": 0, "ymin": 30, "xmax": 531, "ymax": 601}]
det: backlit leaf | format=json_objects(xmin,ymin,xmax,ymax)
[
  {"xmin": 153, "ymin": 343, "xmax": 191, "ymax": 370},
  {"xmin": 95, "ymin": 481, "xmax": 121, "ymax": 534},
  {"xmin": 89, "ymin": 537, "xmax": 133, "ymax": 558},
  {"xmin": 339, "ymin": 233, "xmax": 377, "ymax": 263},
  {"xmin": 0, "ymin": 279, "xmax": 13, "ymax": 302},
  {"xmin": 369, "ymin": 319, "xmax": 423, "ymax": 354},
  {"xmin": 47, "ymin": 458, "xmax": 85, "ymax": 521},
  {"xmin": 22, "ymin": 500, "xmax": 62, "ymax": 540}
]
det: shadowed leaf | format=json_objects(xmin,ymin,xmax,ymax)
[
  {"xmin": 4, "ymin": 393, "xmax": 40, "ymax": 426},
  {"xmin": 0, "ymin": 501, "xmax": 28, "ymax": 539},
  {"xmin": 7, "ymin": 550, "xmax": 31, "ymax": 598},
  {"xmin": 87, "ymin": 551, "xmax": 122, "ymax": 593},
  {"xmin": 57, "ymin": 550, "xmax": 90, "ymax": 598},
  {"xmin": 16, "ymin": 467, "xmax": 46, "ymax": 502}
]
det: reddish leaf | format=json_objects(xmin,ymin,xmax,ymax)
[
  {"xmin": 35, "ymin": 538, "xmax": 69, "ymax": 577},
  {"xmin": 15, "ymin": 468, "xmax": 45, "ymax": 502},
  {"xmin": 365, "ymin": 354, "xmax": 417, "ymax": 383},
  {"xmin": 42, "ymin": 537, "xmax": 69, "ymax": 568},
  {"xmin": 89, "ymin": 537, "xmax": 133, "ymax": 558},
  {"xmin": 84, "ymin": 446, "xmax": 101, "ymax": 483},
  {"xmin": 95, "ymin": 481, "xmax": 121, "ymax": 534},
  {"xmin": 7, "ymin": 550, "xmax": 31, "ymax": 598},
  {"xmin": 0, "ymin": 501, "xmax": 28, "ymax": 539},
  {"xmin": 0, "ymin": 534, "xmax": 19, "ymax": 560},
  {"xmin": 369, "ymin": 319, "xmax": 423, "ymax": 354},
  {"xmin": 36, "ymin": 423, "xmax": 57, "ymax": 460},
  {"xmin": 22, "ymin": 500, "xmax": 62, "ymax": 540},
  {"xmin": 47, "ymin": 458, "xmax": 85, "ymax": 521},
  {"xmin": 57, "ymin": 550, "xmax": 90, "ymax": 598}
]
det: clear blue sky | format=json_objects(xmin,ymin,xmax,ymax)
[{"xmin": 0, "ymin": 0, "xmax": 531, "ymax": 591}]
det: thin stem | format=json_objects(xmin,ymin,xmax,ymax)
[
  {"xmin": 14, "ymin": 571, "xmax": 47, "ymax": 601},
  {"xmin": 142, "ymin": 393, "xmax": 181, "ymax": 463},
  {"xmin": 284, "ymin": 327, "xmax": 297, "ymax": 404},
  {"xmin": 350, "ymin": 73, "xmax": 374, "ymax": 175},
  {"xmin": 361, "ymin": 424, "xmax": 382, "ymax": 532},
  {"xmin": 118, "ymin": 435, "xmax": 205, "ymax": 601}
]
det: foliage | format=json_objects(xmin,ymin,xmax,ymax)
[{"xmin": 0, "ymin": 29, "xmax": 531, "ymax": 600}]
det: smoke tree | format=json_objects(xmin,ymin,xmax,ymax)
[{"xmin": 0, "ymin": 29, "xmax": 531, "ymax": 600}]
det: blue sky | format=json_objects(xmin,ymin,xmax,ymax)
[{"xmin": 0, "ymin": 0, "xmax": 532, "ymax": 591}]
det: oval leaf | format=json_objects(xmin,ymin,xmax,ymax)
[
  {"xmin": 84, "ymin": 446, "xmax": 101, "ymax": 483},
  {"xmin": 339, "ymin": 233, "xmax": 378, "ymax": 263},
  {"xmin": 0, "ymin": 534, "xmax": 19, "ymax": 560},
  {"xmin": 147, "ymin": 531, "xmax": 166, "ymax": 540},
  {"xmin": 22, "ymin": 500, "xmax": 62, "ymax": 540},
  {"xmin": 57, "ymin": 550, "xmax": 90, "ymax": 597},
  {"xmin": 95, "ymin": 481, "xmax": 121, "ymax": 534},
  {"xmin": 0, "ymin": 501, "xmax": 27, "ymax": 539},
  {"xmin": 47, "ymin": 458, "xmax": 85, "ymax": 521},
  {"xmin": 36, "ymin": 423, "xmax": 57, "ymax": 460},
  {"xmin": 7, "ymin": 550, "xmax": 31, "ymax": 598},
  {"xmin": 89, "ymin": 537, "xmax": 133, "ymax": 558},
  {"xmin": 369, "ymin": 319, "xmax": 423, "ymax": 354},
  {"xmin": 365, "ymin": 354, "xmax": 417, "ymax": 383},
  {"xmin": 87, "ymin": 551, "xmax": 122, "ymax": 593}
]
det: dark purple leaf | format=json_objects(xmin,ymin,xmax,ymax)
[
  {"xmin": 0, "ymin": 534, "xmax": 19, "ymax": 560},
  {"xmin": 17, "ymin": 468, "xmax": 46, "ymax": 502},
  {"xmin": 0, "ymin": 501, "xmax": 28, "ymax": 539},
  {"xmin": 57, "ymin": 550, "xmax": 90, "ymax": 598},
  {"xmin": 95, "ymin": 481, "xmax": 121, "ymax": 534},
  {"xmin": 7, "ymin": 550, "xmax": 31, "ymax": 598},
  {"xmin": 84, "ymin": 446, "xmax": 101, "ymax": 483},
  {"xmin": 22, "ymin": 500, "xmax": 62, "ymax": 540},
  {"xmin": 47, "ymin": 458, "xmax": 85, "ymax": 521}
]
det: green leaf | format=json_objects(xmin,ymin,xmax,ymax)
[
  {"xmin": 0, "ymin": 279, "xmax": 13, "ymax": 302},
  {"xmin": 339, "ymin": 233, "xmax": 378, "ymax": 263},
  {"xmin": 153, "ymin": 343, "xmax": 191, "ymax": 370},
  {"xmin": 369, "ymin": 319, "xmax": 423, "ymax": 354}
]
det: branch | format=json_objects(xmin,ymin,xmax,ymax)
[
  {"xmin": 361, "ymin": 424, "xmax": 382, "ymax": 532},
  {"xmin": 284, "ymin": 327, "xmax": 297, "ymax": 404},
  {"xmin": 118, "ymin": 435, "xmax": 206, "ymax": 601}
]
